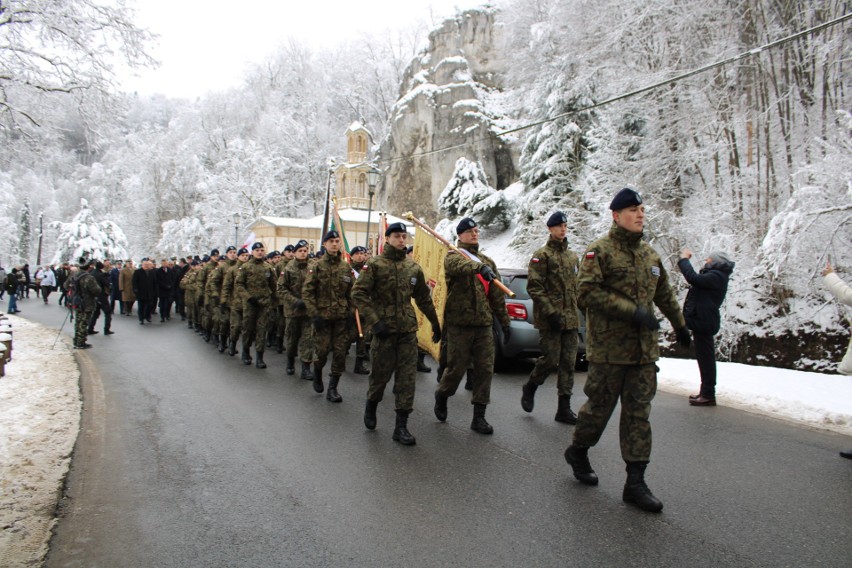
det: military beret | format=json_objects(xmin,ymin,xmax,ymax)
[
  {"xmin": 456, "ymin": 217, "xmax": 477, "ymax": 234},
  {"xmin": 350, "ymin": 246, "xmax": 367, "ymax": 255},
  {"xmin": 237, "ymin": 247, "xmax": 249, "ymax": 255},
  {"xmin": 190, "ymin": 260, "xmax": 200, "ymax": 266},
  {"xmin": 385, "ymin": 222, "xmax": 406, "ymax": 236},
  {"xmin": 225, "ymin": 246, "xmax": 237, "ymax": 253},
  {"xmin": 251, "ymin": 242, "xmax": 265, "ymax": 251},
  {"xmin": 609, "ymin": 188, "xmax": 643, "ymax": 211},
  {"xmin": 193, "ymin": 255, "xmax": 201, "ymax": 261},
  {"xmin": 283, "ymin": 244, "xmax": 295, "ymax": 252},
  {"xmin": 210, "ymin": 248, "xmax": 220, "ymax": 256},
  {"xmin": 271, "ymin": 250, "xmax": 281, "ymax": 257},
  {"xmin": 141, "ymin": 257, "xmax": 149, "ymax": 262},
  {"xmin": 201, "ymin": 255, "xmax": 211, "ymax": 262},
  {"xmin": 294, "ymin": 240, "xmax": 309, "ymax": 251},
  {"xmin": 322, "ymin": 230, "xmax": 339, "ymax": 243},
  {"xmin": 546, "ymin": 211, "xmax": 568, "ymax": 227}
]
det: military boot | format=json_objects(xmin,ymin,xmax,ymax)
[
  {"xmin": 228, "ymin": 340, "xmax": 237, "ymax": 356},
  {"xmin": 434, "ymin": 392, "xmax": 448, "ymax": 422},
  {"xmin": 353, "ymin": 357, "xmax": 369, "ymax": 375},
  {"xmin": 564, "ymin": 445, "xmax": 599, "ymax": 486},
  {"xmin": 435, "ymin": 365, "xmax": 445, "ymax": 384},
  {"xmin": 241, "ymin": 346, "xmax": 252, "ymax": 366},
  {"xmin": 286, "ymin": 356, "xmax": 296, "ymax": 375},
  {"xmin": 276, "ymin": 337, "xmax": 284, "ymax": 354},
  {"xmin": 392, "ymin": 409, "xmax": 416, "ymax": 445},
  {"xmin": 300, "ymin": 361, "xmax": 314, "ymax": 381},
  {"xmin": 218, "ymin": 334, "xmax": 228, "ymax": 353},
  {"xmin": 417, "ymin": 352, "xmax": 431, "ymax": 373},
  {"xmin": 364, "ymin": 399, "xmax": 378, "ymax": 430},
  {"xmin": 326, "ymin": 375, "xmax": 342, "ymax": 402},
  {"xmin": 470, "ymin": 403, "xmax": 494, "ymax": 434},
  {"xmin": 312, "ymin": 364, "xmax": 325, "ymax": 393},
  {"xmin": 521, "ymin": 380, "xmax": 538, "ymax": 413},
  {"xmin": 623, "ymin": 462, "xmax": 663, "ymax": 513},
  {"xmin": 204, "ymin": 330, "xmax": 212, "ymax": 343},
  {"xmin": 255, "ymin": 350, "xmax": 267, "ymax": 369},
  {"xmin": 554, "ymin": 394, "xmax": 577, "ymax": 424}
]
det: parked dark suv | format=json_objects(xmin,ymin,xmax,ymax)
[{"xmin": 493, "ymin": 268, "xmax": 587, "ymax": 371}]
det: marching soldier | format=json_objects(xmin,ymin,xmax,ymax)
[
  {"xmin": 278, "ymin": 240, "xmax": 314, "ymax": 380},
  {"xmin": 213, "ymin": 246, "xmax": 238, "ymax": 353},
  {"xmin": 352, "ymin": 222, "xmax": 441, "ymax": 445},
  {"xmin": 71, "ymin": 258, "xmax": 102, "ymax": 349},
  {"xmin": 198, "ymin": 249, "xmax": 220, "ymax": 339},
  {"xmin": 222, "ymin": 247, "xmax": 249, "ymax": 356},
  {"xmin": 236, "ymin": 242, "xmax": 277, "ymax": 369},
  {"xmin": 434, "ymin": 217, "xmax": 510, "ymax": 434},
  {"xmin": 348, "ymin": 245, "xmax": 370, "ymax": 375},
  {"xmin": 180, "ymin": 260, "xmax": 200, "ymax": 329},
  {"xmin": 521, "ymin": 211, "xmax": 581, "ymax": 423},
  {"xmin": 303, "ymin": 230, "xmax": 354, "ymax": 402},
  {"xmin": 563, "ymin": 187, "xmax": 690, "ymax": 513}
]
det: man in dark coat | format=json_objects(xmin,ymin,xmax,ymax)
[
  {"xmin": 88, "ymin": 260, "xmax": 114, "ymax": 335},
  {"xmin": 109, "ymin": 260, "xmax": 122, "ymax": 314},
  {"xmin": 677, "ymin": 249, "xmax": 735, "ymax": 406},
  {"xmin": 132, "ymin": 258, "xmax": 157, "ymax": 325},
  {"xmin": 155, "ymin": 258, "xmax": 176, "ymax": 322}
]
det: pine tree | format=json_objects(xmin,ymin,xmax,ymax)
[{"xmin": 51, "ymin": 199, "xmax": 129, "ymax": 263}]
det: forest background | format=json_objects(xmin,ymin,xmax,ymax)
[{"xmin": 0, "ymin": 0, "xmax": 849, "ymax": 371}]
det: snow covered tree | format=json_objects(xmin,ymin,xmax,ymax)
[
  {"xmin": 438, "ymin": 158, "xmax": 510, "ymax": 234},
  {"xmin": 51, "ymin": 199, "xmax": 128, "ymax": 263},
  {"xmin": 156, "ymin": 218, "xmax": 209, "ymax": 258},
  {"xmin": 17, "ymin": 198, "xmax": 31, "ymax": 263}
]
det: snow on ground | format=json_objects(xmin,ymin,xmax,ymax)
[
  {"xmin": 0, "ymin": 309, "xmax": 850, "ymax": 567},
  {"xmin": 0, "ymin": 314, "xmax": 81, "ymax": 568}
]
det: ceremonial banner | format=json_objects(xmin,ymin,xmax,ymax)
[{"xmin": 412, "ymin": 222, "xmax": 448, "ymax": 360}]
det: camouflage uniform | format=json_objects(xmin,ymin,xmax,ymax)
[
  {"xmin": 72, "ymin": 269, "xmax": 102, "ymax": 348},
  {"xmin": 572, "ymin": 222, "xmax": 685, "ymax": 462},
  {"xmin": 278, "ymin": 257, "xmax": 314, "ymax": 365},
  {"xmin": 203, "ymin": 260, "xmax": 223, "ymax": 338},
  {"xmin": 222, "ymin": 258, "xmax": 246, "ymax": 354},
  {"xmin": 436, "ymin": 242, "xmax": 510, "ymax": 405},
  {"xmin": 349, "ymin": 259, "xmax": 370, "ymax": 362},
  {"xmin": 272, "ymin": 258, "xmax": 289, "ymax": 350},
  {"xmin": 213, "ymin": 258, "xmax": 237, "ymax": 348},
  {"xmin": 302, "ymin": 251, "xmax": 354, "ymax": 379},
  {"xmin": 352, "ymin": 244, "xmax": 439, "ymax": 411},
  {"xmin": 236, "ymin": 256, "xmax": 277, "ymax": 355},
  {"xmin": 527, "ymin": 237, "xmax": 580, "ymax": 396}
]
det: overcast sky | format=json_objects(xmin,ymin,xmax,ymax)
[{"xmin": 121, "ymin": 0, "xmax": 491, "ymax": 99}]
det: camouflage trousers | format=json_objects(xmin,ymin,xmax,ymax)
[
  {"xmin": 529, "ymin": 328, "xmax": 578, "ymax": 396},
  {"xmin": 436, "ymin": 325, "xmax": 494, "ymax": 405},
  {"xmin": 229, "ymin": 305, "xmax": 244, "ymax": 344},
  {"xmin": 286, "ymin": 315, "xmax": 315, "ymax": 363},
  {"xmin": 572, "ymin": 363, "xmax": 657, "ymax": 462},
  {"xmin": 367, "ymin": 331, "xmax": 418, "ymax": 411},
  {"xmin": 350, "ymin": 325, "xmax": 370, "ymax": 358},
  {"xmin": 274, "ymin": 307, "xmax": 286, "ymax": 341},
  {"xmin": 73, "ymin": 308, "xmax": 93, "ymax": 347},
  {"xmin": 314, "ymin": 318, "xmax": 349, "ymax": 376},
  {"xmin": 241, "ymin": 301, "xmax": 271, "ymax": 352},
  {"xmin": 216, "ymin": 304, "xmax": 229, "ymax": 339},
  {"xmin": 203, "ymin": 298, "xmax": 217, "ymax": 332}
]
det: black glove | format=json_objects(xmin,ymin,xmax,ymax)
[
  {"xmin": 373, "ymin": 320, "xmax": 390, "ymax": 339},
  {"xmin": 675, "ymin": 327, "xmax": 692, "ymax": 348},
  {"xmin": 293, "ymin": 299, "xmax": 306, "ymax": 311},
  {"xmin": 632, "ymin": 306, "xmax": 660, "ymax": 331},
  {"xmin": 478, "ymin": 264, "xmax": 496, "ymax": 282},
  {"xmin": 312, "ymin": 316, "xmax": 327, "ymax": 331},
  {"xmin": 431, "ymin": 322, "xmax": 442, "ymax": 343},
  {"xmin": 502, "ymin": 326, "xmax": 512, "ymax": 345},
  {"xmin": 547, "ymin": 313, "xmax": 562, "ymax": 331},
  {"xmin": 247, "ymin": 296, "xmax": 259, "ymax": 307}
]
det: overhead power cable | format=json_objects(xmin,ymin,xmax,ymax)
[{"xmin": 375, "ymin": 11, "xmax": 851, "ymax": 168}]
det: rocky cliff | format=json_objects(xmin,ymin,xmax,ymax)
[{"xmin": 378, "ymin": 7, "xmax": 518, "ymax": 222}]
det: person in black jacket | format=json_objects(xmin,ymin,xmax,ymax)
[
  {"xmin": 88, "ymin": 261, "xmax": 114, "ymax": 335},
  {"xmin": 155, "ymin": 258, "xmax": 176, "ymax": 322},
  {"xmin": 132, "ymin": 258, "xmax": 157, "ymax": 325},
  {"xmin": 677, "ymin": 249, "xmax": 735, "ymax": 406}
]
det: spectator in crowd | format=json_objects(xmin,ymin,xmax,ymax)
[
  {"xmin": 37, "ymin": 265, "xmax": 57, "ymax": 304},
  {"xmin": 4, "ymin": 267, "xmax": 20, "ymax": 313}
]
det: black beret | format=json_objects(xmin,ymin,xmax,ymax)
[
  {"xmin": 456, "ymin": 217, "xmax": 477, "ymax": 234},
  {"xmin": 294, "ymin": 240, "xmax": 309, "ymax": 251},
  {"xmin": 225, "ymin": 245, "xmax": 237, "ymax": 253},
  {"xmin": 201, "ymin": 255, "xmax": 211, "ymax": 262},
  {"xmin": 140, "ymin": 257, "xmax": 149, "ymax": 262},
  {"xmin": 251, "ymin": 242, "xmax": 265, "ymax": 251},
  {"xmin": 210, "ymin": 248, "xmax": 220, "ymax": 256},
  {"xmin": 191, "ymin": 260, "xmax": 200, "ymax": 266},
  {"xmin": 283, "ymin": 244, "xmax": 295, "ymax": 252},
  {"xmin": 350, "ymin": 246, "xmax": 367, "ymax": 255},
  {"xmin": 609, "ymin": 188, "xmax": 643, "ymax": 211},
  {"xmin": 546, "ymin": 211, "xmax": 568, "ymax": 227},
  {"xmin": 193, "ymin": 255, "xmax": 201, "ymax": 261},
  {"xmin": 265, "ymin": 252, "xmax": 275, "ymax": 259},
  {"xmin": 385, "ymin": 222, "xmax": 407, "ymax": 237},
  {"xmin": 237, "ymin": 247, "xmax": 248, "ymax": 255},
  {"xmin": 322, "ymin": 230, "xmax": 339, "ymax": 243}
]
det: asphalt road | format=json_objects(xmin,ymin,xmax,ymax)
[{"xmin": 21, "ymin": 301, "xmax": 852, "ymax": 567}]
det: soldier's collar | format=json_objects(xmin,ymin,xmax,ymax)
[{"xmin": 458, "ymin": 242, "xmax": 479, "ymax": 254}]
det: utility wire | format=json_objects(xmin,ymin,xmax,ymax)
[{"xmin": 376, "ymin": 11, "xmax": 851, "ymax": 167}]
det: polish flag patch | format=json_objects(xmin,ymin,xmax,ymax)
[
  {"xmin": 585, "ymin": 251, "xmax": 596, "ymax": 259},
  {"xmin": 531, "ymin": 257, "xmax": 541, "ymax": 263}
]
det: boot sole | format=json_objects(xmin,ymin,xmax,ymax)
[
  {"xmin": 623, "ymin": 493, "xmax": 663, "ymax": 513},
  {"xmin": 563, "ymin": 448, "xmax": 599, "ymax": 486}
]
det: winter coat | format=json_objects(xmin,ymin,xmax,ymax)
[
  {"xmin": 278, "ymin": 259, "xmax": 309, "ymax": 318},
  {"xmin": 442, "ymin": 242, "xmax": 509, "ymax": 329},
  {"xmin": 155, "ymin": 267, "xmax": 175, "ymax": 298},
  {"xmin": 4, "ymin": 272, "xmax": 17, "ymax": 295},
  {"xmin": 578, "ymin": 223, "xmax": 685, "ymax": 365},
  {"xmin": 119, "ymin": 266, "xmax": 136, "ymax": 302},
  {"xmin": 677, "ymin": 257, "xmax": 734, "ymax": 336},
  {"xmin": 302, "ymin": 252, "xmax": 353, "ymax": 321},
  {"xmin": 527, "ymin": 237, "xmax": 580, "ymax": 331},
  {"xmin": 132, "ymin": 267, "xmax": 156, "ymax": 301},
  {"xmin": 109, "ymin": 268, "xmax": 121, "ymax": 301},
  {"xmin": 823, "ymin": 272, "xmax": 852, "ymax": 375},
  {"xmin": 38, "ymin": 269, "xmax": 57, "ymax": 288}
]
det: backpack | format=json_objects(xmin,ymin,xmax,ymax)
[{"xmin": 66, "ymin": 273, "xmax": 84, "ymax": 309}]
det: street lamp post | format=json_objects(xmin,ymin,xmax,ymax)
[
  {"xmin": 232, "ymin": 213, "xmax": 240, "ymax": 246},
  {"xmin": 364, "ymin": 166, "xmax": 381, "ymax": 251}
]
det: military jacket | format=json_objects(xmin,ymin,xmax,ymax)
[
  {"xmin": 352, "ymin": 244, "xmax": 439, "ymax": 334},
  {"xmin": 221, "ymin": 260, "xmax": 245, "ymax": 306},
  {"xmin": 578, "ymin": 222, "xmax": 685, "ymax": 365},
  {"xmin": 236, "ymin": 257, "xmax": 277, "ymax": 306},
  {"xmin": 278, "ymin": 259, "xmax": 309, "ymax": 318},
  {"xmin": 302, "ymin": 252, "xmax": 353, "ymax": 321},
  {"xmin": 527, "ymin": 237, "xmax": 580, "ymax": 330},
  {"xmin": 443, "ymin": 242, "xmax": 510, "ymax": 328},
  {"xmin": 198, "ymin": 261, "xmax": 216, "ymax": 297},
  {"xmin": 204, "ymin": 260, "xmax": 224, "ymax": 302},
  {"xmin": 75, "ymin": 270, "xmax": 102, "ymax": 310}
]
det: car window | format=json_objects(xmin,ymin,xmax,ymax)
[{"xmin": 505, "ymin": 275, "xmax": 530, "ymax": 300}]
